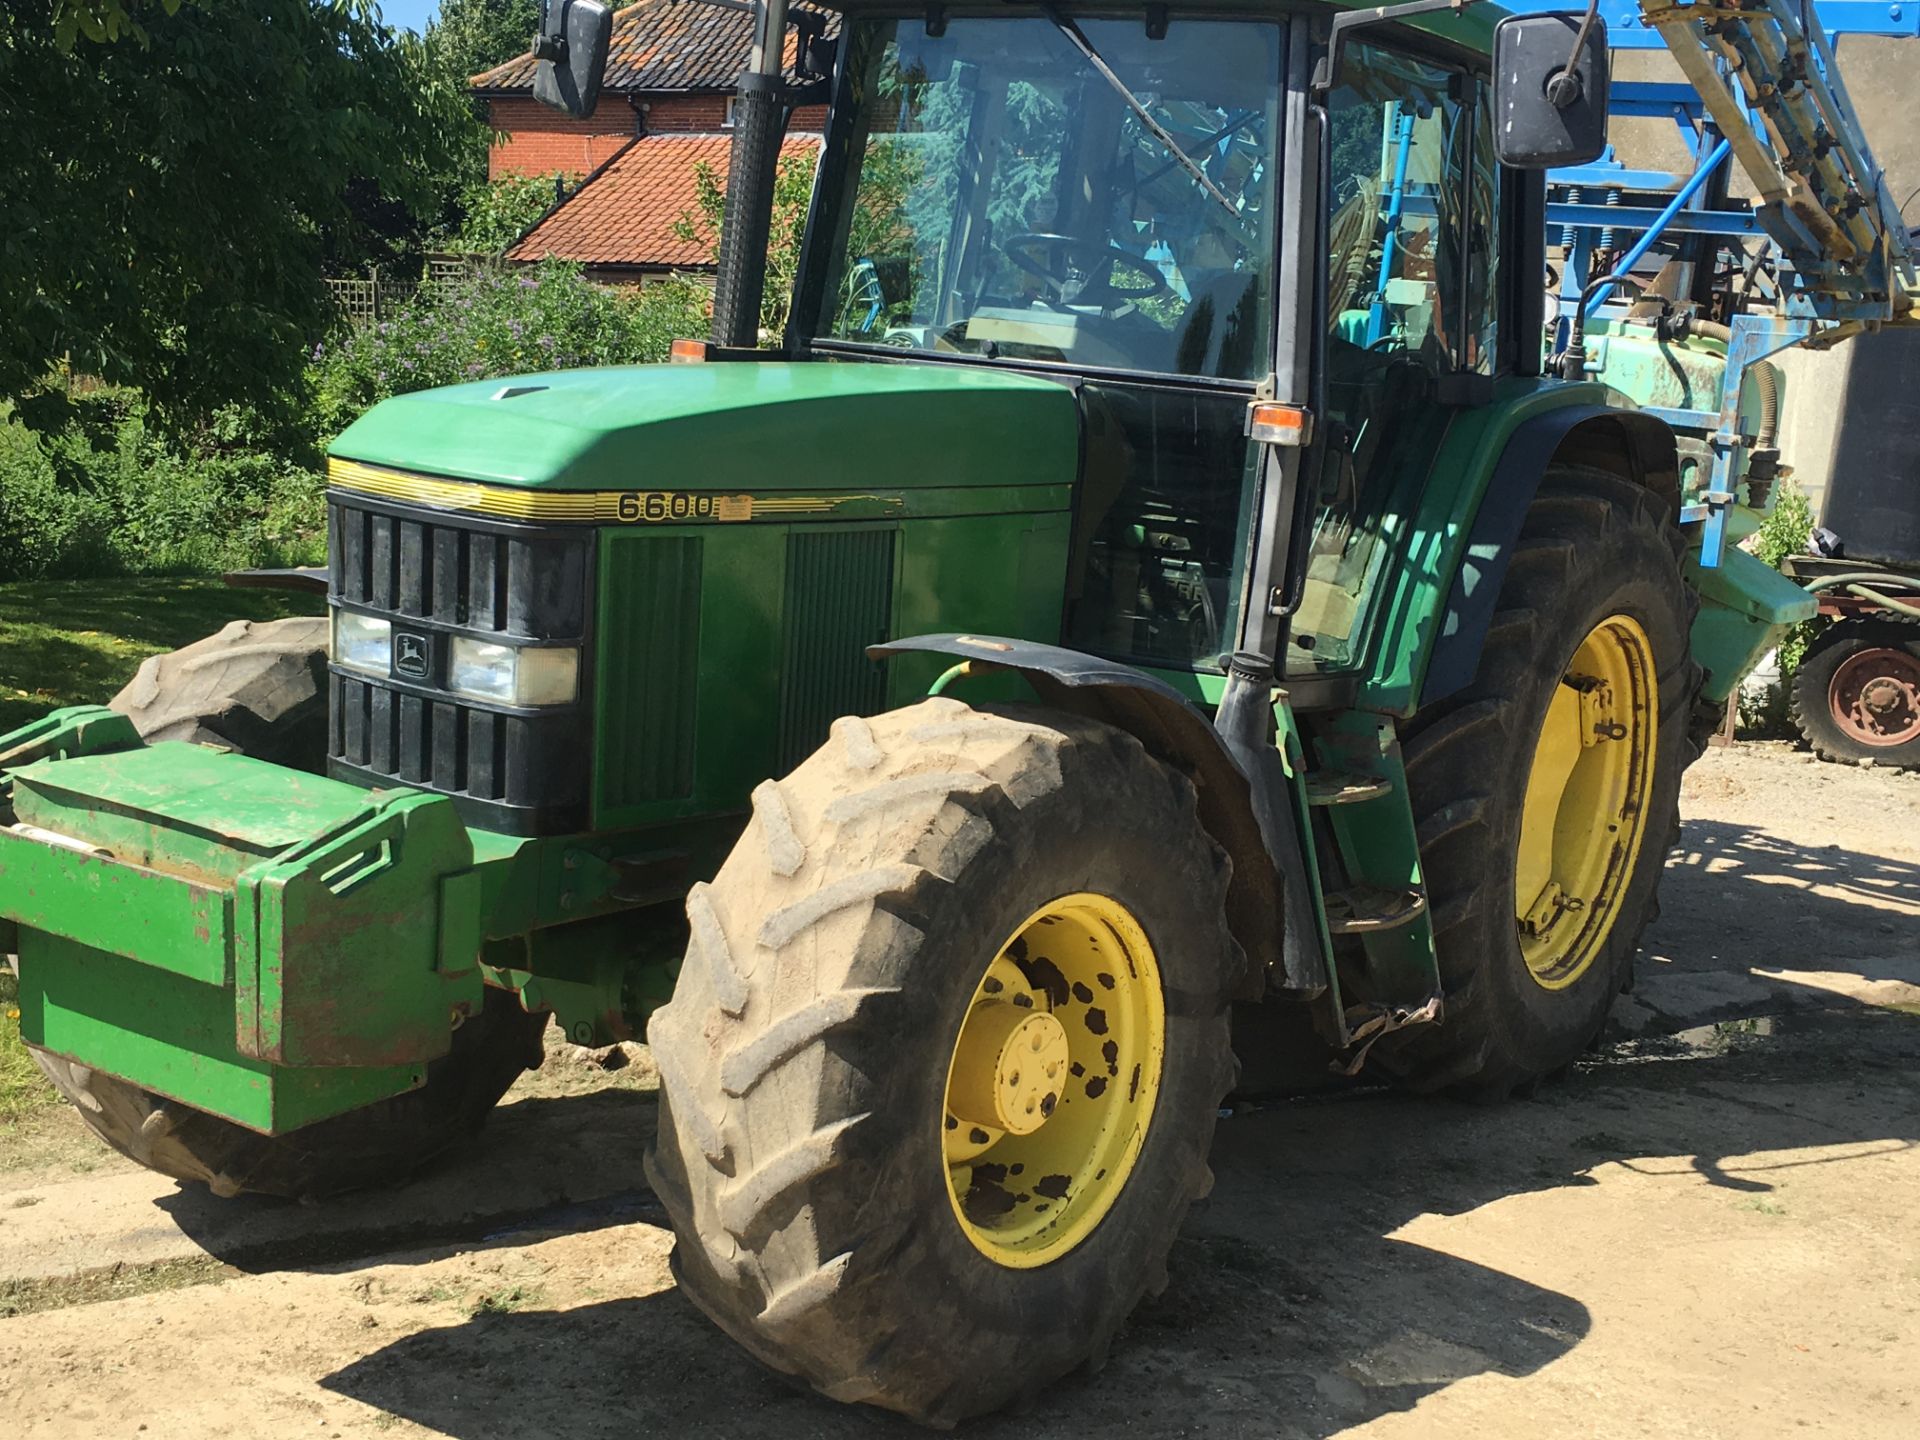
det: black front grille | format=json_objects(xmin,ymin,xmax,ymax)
[
  {"xmin": 326, "ymin": 492, "xmax": 594, "ymax": 836},
  {"xmin": 332, "ymin": 500, "xmax": 587, "ymax": 635}
]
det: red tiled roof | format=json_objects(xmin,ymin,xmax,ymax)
[
  {"xmin": 507, "ymin": 133, "xmax": 820, "ymax": 269},
  {"xmin": 472, "ymin": 0, "xmax": 831, "ymax": 93}
]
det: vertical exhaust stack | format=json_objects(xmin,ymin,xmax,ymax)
[{"xmin": 711, "ymin": 0, "xmax": 793, "ymax": 348}]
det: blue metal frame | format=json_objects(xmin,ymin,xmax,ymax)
[
  {"xmin": 1517, "ymin": 0, "xmax": 1920, "ymax": 48},
  {"xmin": 1506, "ymin": 0, "xmax": 1920, "ymax": 566}
]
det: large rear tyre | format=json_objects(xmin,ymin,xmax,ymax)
[
  {"xmin": 1376, "ymin": 465, "xmax": 1698, "ymax": 1097},
  {"xmin": 29, "ymin": 989, "xmax": 548, "ymax": 1198},
  {"xmin": 110, "ymin": 615, "xmax": 332, "ymax": 770},
  {"xmin": 645, "ymin": 698, "xmax": 1242, "ymax": 1425},
  {"xmin": 19, "ymin": 616, "xmax": 549, "ymax": 1199},
  {"xmin": 1789, "ymin": 616, "xmax": 1920, "ymax": 770}
]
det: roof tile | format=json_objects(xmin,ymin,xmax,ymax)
[
  {"xmin": 473, "ymin": 0, "xmax": 832, "ymax": 93},
  {"xmin": 507, "ymin": 133, "xmax": 820, "ymax": 268}
]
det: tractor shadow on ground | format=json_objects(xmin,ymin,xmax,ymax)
[
  {"xmin": 1627, "ymin": 816, "xmax": 1920, "ymax": 1033},
  {"xmin": 150, "ymin": 1087, "xmax": 664, "ymax": 1274},
  {"xmin": 313, "ymin": 821, "xmax": 1920, "ymax": 1437},
  {"xmin": 318, "ymin": 1000, "xmax": 1920, "ymax": 1439}
]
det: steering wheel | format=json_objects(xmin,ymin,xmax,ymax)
[{"xmin": 1003, "ymin": 233, "xmax": 1173, "ymax": 312}]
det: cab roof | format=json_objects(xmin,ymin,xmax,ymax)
[{"xmin": 814, "ymin": 1, "xmax": 1504, "ymax": 57}]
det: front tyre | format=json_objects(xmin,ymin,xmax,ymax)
[
  {"xmin": 645, "ymin": 699, "xmax": 1242, "ymax": 1425},
  {"xmin": 21, "ymin": 616, "xmax": 549, "ymax": 1198},
  {"xmin": 30, "ymin": 988, "xmax": 548, "ymax": 1198}
]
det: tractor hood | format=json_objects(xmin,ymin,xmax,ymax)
[{"xmin": 327, "ymin": 360, "xmax": 1081, "ymax": 493}]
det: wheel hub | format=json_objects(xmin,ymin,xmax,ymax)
[
  {"xmin": 942, "ymin": 895, "xmax": 1165, "ymax": 1268},
  {"xmin": 1832, "ymin": 647, "xmax": 1920, "ymax": 746},
  {"xmin": 1514, "ymin": 614, "xmax": 1658, "ymax": 990},
  {"xmin": 947, "ymin": 1003, "xmax": 1070, "ymax": 1136}
]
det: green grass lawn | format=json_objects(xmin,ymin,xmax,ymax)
[
  {"xmin": 0, "ymin": 966, "xmax": 52, "ymax": 1122},
  {"xmin": 0, "ymin": 576, "xmax": 324, "ymax": 733}
]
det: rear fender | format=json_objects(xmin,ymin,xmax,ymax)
[
  {"xmin": 869, "ymin": 634, "xmax": 1306, "ymax": 1004},
  {"xmin": 1418, "ymin": 405, "xmax": 1680, "ymax": 710}
]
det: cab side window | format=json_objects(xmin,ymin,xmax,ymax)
[
  {"xmin": 1290, "ymin": 40, "xmax": 1493, "ymax": 675},
  {"xmin": 1324, "ymin": 43, "xmax": 1472, "ymax": 370}
]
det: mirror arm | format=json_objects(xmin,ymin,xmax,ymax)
[
  {"xmin": 533, "ymin": 0, "xmax": 567, "ymax": 62},
  {"xmin": 1545, "ymin": 0, "xmax": 1603, "ymax": 109},
  {"xmin": 1311, "ymin": 0, "xmax": 1483, "ymax": 94}
]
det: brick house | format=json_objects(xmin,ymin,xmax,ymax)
[{"xmin": 471, "ymin": 1, "xmax": 829, "ymax": 281}]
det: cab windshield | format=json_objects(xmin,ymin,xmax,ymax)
[{"xmin": 813, "ymin": 16, "xmax": 1282, "ymax": 382}]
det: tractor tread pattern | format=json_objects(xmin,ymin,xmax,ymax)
[
  {"xmin": 1374, "ymin": 463, "xmax": 1700, "ymax": 1098},
  {"xmin": 645, "ymin": 698, "xmax": 1240, "ymax": 1426}
]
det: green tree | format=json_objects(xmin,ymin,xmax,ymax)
[
  {"xmin": 0, "ymin": 1, "xmax": 472, "ymax": 428},
  {"xmin": 428, "ymin": 0, "xmax": 540, "ymax": 86},
  {"xmin": 451, "ymin": 171, "xmax": 575, "ymax": 255},
  {"xmin": 673, "ymin": 142, "xmax": 922, "ymax": 339},
  {"xmin": 48, "ymin": 0, "xmax": 180, "ymax": 49},
  {"xmin": 673, "ymin": 154, "xmax": 821, "ymax": 338},
  {"xmin": 418, "ymin": 1, "xmax": 545, "ymax": 251}
]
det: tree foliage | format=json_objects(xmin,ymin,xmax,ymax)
[
  {"xmin": 674, "ymin": 154, "xmax": 820, "ymax": 337},
  {"xmin": 450, "ymin": 170, "xmax": 574, "ymax": 255},
  {"xmin": 421, "ymin": 0, "xmax": 540, "ymax": 216},
  {"xmin": 48, "ymin": 0, "xmax": 181, "ymax": 49},
  {"xmin": 673, "ymin": 140, "xmax": 922, "ymax": 339},
  {"xmin": 428, "ymin": 0, "xmax": 540, "ymax": 87},
  {"xmin": 0, "ymin": 1, "xmax": 472, "ymax": 427}
]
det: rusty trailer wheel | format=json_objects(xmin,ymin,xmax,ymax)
[{"xmin": 1791, "ymin": 617, "xmax": 1920, "ymax": 771}]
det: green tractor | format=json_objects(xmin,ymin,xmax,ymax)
[{"xmin": 0, "ymin": 0, "xmax": 1832, "ymax": 1424}]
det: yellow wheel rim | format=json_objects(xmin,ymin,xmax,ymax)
[
  {"xmin": 1515, "ymin": 614, "xmax": 1658, "ymax": 990},
  {"xmin": 942, "ymin": 894, "xmax": 1165, "ymax": 1268}
]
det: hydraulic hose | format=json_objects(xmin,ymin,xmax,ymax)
[
  {"xmin": 1799, "ymin": 572, "xmax": 1920, "ymax": 622},
  {"xmin": 1680, "ymin": 317, "xmax": 1780, "ymax": 453},
  {"xmin": 1805, "ymin": 571, "xmax": 1917, "ymax": 593},
  {"xmin": 1847, "ymin": 586, "xmax": 1920, "ymax": 621}
]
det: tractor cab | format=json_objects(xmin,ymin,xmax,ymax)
[{"xmin": 787, "ymin": 2, "xmax": 1598, "ymax": 687}]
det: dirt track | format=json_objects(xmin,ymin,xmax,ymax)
[{"xmin": 2, "ymin": 742, "xmax": 1916, "ymax": 1439}]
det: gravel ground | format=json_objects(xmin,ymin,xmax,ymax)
[{"xmin": 0, "ymin": 741, "xmax": 1915, "ymax": 1439}]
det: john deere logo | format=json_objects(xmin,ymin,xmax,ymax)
[{"xmin": 394, "ymin": 631, "xmax": 431, "ymax": 680}]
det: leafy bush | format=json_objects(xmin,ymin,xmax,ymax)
[
  {"xmin": 309, "ymin": 259, "xmax": 710, "ymax": 436},
  {"xmin": 1736, "ymin": 479, "xmax": 1819, "ymax": 735},
  {"xmin": 0, "ymin": 396, "xmax": 325, "ymax": 583},
  {"xmin": 449, "ymin": 171, "xmax": 575, "ymax": 255}
]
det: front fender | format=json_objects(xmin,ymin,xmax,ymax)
[{"xmin": 868, "ymin": 634, "xmax": 1290, "ymax": 997}]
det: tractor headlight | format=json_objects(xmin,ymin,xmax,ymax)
[
  {"xmin": 448, "ymin": 638, "xmax": 580, "ymax": 707},
  {"xmin": 331, "ymin": 611, "xmax": 393, "ymax": 675}
]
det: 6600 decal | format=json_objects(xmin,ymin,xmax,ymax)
[{"xmin": 615, "ymin": 492, "xmax": 754, "ymax": 524}]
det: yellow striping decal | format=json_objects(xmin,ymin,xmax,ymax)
[{"xmin": 326, "ymin": 458, "xmax": 895, "ymax": 525}]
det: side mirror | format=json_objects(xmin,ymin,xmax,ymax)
[
  {"xmin": 532, "ymin": 0, "xmax": 613, "ymax": 119},
  {"xmin": 1492, "ymin": 13, "xmax": 1610, "ymax": 168}
]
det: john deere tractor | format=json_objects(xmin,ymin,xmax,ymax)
[{"xmin": 1, "ymin": 0, "xmax": 1885, "ymax": 1424}]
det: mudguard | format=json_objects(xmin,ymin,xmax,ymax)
[
  {"xmin": 869, "ymin": 634, "xmax": 1316, "ymax": 1000},
  {"xmin": 1418, "ymin": 404, "xmax": 1680, "ymax": 709}
]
